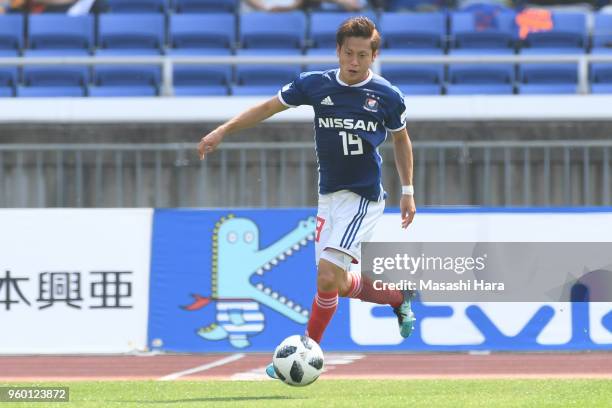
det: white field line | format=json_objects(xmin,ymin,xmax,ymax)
[
  {"xmin": 158, "ymin": 353, "xmax": 245, "ymax": 381},
  {"xmin": 230, "ymin": 353, "xmax": 365, "ymax": 381}
]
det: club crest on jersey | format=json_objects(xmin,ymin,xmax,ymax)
[{"xmin": 363, "ymin": 97, "xmax": 379, "ymax": 112}]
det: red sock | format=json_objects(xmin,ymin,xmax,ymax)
[
  {"xmin": 346, "ymin": 271, "xmax": 404, "ymax": 308},
  {"xmin": 306, "ymin": 290, "xmax": 338, "ymax": 344}
]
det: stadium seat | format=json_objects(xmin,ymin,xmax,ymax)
[
  {"xmin": 591, "ymin": 49, "xmax": 612, "ymax": 94},
  {"xmin": 379, "ymin": 12, "xmax": 446, "ymax": 53},
  {"xmin": 396, "ymin": 83, "xmax": 443, "ymax": 95},
  {"xmin": 17, "ymin": 87, "xmax": 86, "ymax": 97},
  {"xmin": 446, "ymin": 64, "xmax": 515, "ymax": 94},
  {"xmin": 445, "ymin": 83, "xmax": 513, "ymax": 94},
  {"xmin": 173, "ymin": 65, "xmax": 231, "ymax": 96},
  {"xmin": 236, "ymin": 14, "xmax": 304, "ymax": 96},
  {"xmin": 97, "ymin": 14, "xmax": 165, "ymax": 55},
  {"xmin": 240, "ymin": 12, "xmax": 306, "ymax": 50},
  {"xmin": 17, "ymin": 66, "xmax": 88, "ymax": 97},
  {"xmin": 382, "ymin": 65, "xmax": 443, "ymax": 95},
  {"xmin": 521, "ymin": 12, "xmax": 587, "ymax": 52},
  {"xmin": 26, "ymin": 15, "xmax": 93, "ymax": 56},
  {"xmin": 591, "ymin": 13, "xmax": 612, "ymax": 94},
  {"xmin": 591, "ymin": 84, "xmax": 612, "ymax": 94},
  {"xmin": 593, "ymin": 13, "xmax": 612, "ymax": 51},
  {"xmin": 233, "ymin": 51, "xmax": 301, "ymax": 95},
  {"xmin": 0, "ymin": 14, "xmax": 23, "ymax": 56},
  {"xmin": 0, "ymin": 67, "xmax": 17, "ymax": 97},
  {"xmin": 304, "ymin": 48, "xmax": 337, "ymax": 73},
  {"xmin": 386, "ymin": 0, "xmax": 444, "ymax": 12},
  {"xmin": 89, "ymin": 66, "xmax": 161, "ymax": 96},
  {"xmin": 168, "ymin": 47, "xmax": 233, "ymax": 96},
  {"xmin": 105, "ymin": 0, "xmax": 167, "ymax": 13},
  {"xmin": 450, "ymin": 11, "xmax": 517, "ymax": 53},
  {"xmin": 169, "ymin": 13, "xmax": 235, "ymax": 51},
  {"xmin": 173, "ymin": 0, "xmax": 238, "ymax": 13},
  {"xmin": 88, "ymin": 86, "xmax": 158, "ymax": 96},
  {"xmin": 518, "ymin": 63, "xmax": 577, "ymax": 94}
]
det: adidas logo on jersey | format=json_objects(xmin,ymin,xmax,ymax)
[{"xmin": 320, "ymin": 96, "xmax": 334, "ymax": 106}]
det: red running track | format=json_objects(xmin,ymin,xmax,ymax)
[{"xmin": 1, "ymin": 353, "xmax": 612, "ymax": 381}]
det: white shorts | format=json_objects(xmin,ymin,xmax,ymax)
[{"xmin": 314, "ymin": 190, "xmax": 385, "ymax": 266}]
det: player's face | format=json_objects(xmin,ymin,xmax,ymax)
[{"xmin": 336, "ymin": 36, "xmax": 377, "ymax": 85}]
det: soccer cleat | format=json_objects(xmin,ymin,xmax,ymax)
[
  {"xmin": 265, "ymin": 363, "xmax": 279, "ymax": 380},
  {"xmin": 393, "ymin": 292, "xmax": 416, "ymax": 338}
]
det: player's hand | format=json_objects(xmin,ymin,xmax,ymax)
[
  {"xmin": 198, "ymin": 128, "xmax": 225, "ymax": 160},
  {"xmin": 400, "ymin": 194, "xmax": 416, "ymax": 229}
]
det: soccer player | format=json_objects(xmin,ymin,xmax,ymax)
[{"xmin": 198, "ymin": 16, "xmax": 416, "ymax": 378}]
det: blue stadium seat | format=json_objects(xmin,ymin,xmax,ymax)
[
  {"xmin": 304, "ymin": 48, "xmax": 337, "ymax": 73},
  {"xmin": 521, "ymin": 12, "xmax": 587, "ymax": 52},
  {"xmin": 446, "ymin": 64, "xmax": 514, "ymax": 94},
  {"xmin": 173, "ymin": 0, "xmax": 238, "ymax": 13},
  {"xmin": 105, "ymin": 0, "xmax": 167, "ymax": 13},
  {"xmin": 17, "ymin": 87, "xmax": 86, "ymax": 97},
  {"xmin": 518, "ymin": 63, "xmax": 577, "ymax": 94},
  {"xmin": 450, "ymin": 11, "xmax": 517, "ymax": 53},
  {"xmin": 231, "ymin": 84, "xmax": 288, "ymax": 96},
  {"xmin": 379, "ymin": 12, "xmax": 446, "ymax": 53},
  {"xmin": 173, "ymin": 65, "xmax": 231, "ymax": 96},
  {"xmin": 89, "ymin": 66, "xmax": 160, "ymax": 96},
  {"xmin": 169, "ymin": 13, "xmax": 235, "ymax": 51},
  {"xmin": 591, "ymin": 84, "xmax": 612, "ymax": 94},
  {"xmin": 97, "ymin": 14, "xmax": 165, "ymax": 55},
  {"xmin": 593, "ymin": 13, "xmax": 612, "ymax": 51},
  {"xmin": 17, "ymin": 66, "xmax": 88, "ymax": 97},
  {"xmin": 88, "ymin": 86, "xmax": 158, "ymax": 96},
  {"xmin": 0, "ymin": 14, "xmax": 23, "ymax": 56},
  {"xmin": 0, "ymin": 67, "xmax": 17, "ymax": 97},
  {"xmin": 591, "ymin": 14, "xmax": 612, "ymax": 94},
  {"xmin": 233, "ymin": 51, "xmax": 301, "ymax": 95},
  {"xmin": 168, "ymin": 48, "xmax": 233, "ymax": 95},
  {"xmin": 386, "ymin": 0, "xmax": 444, "ymax": 12},
  {"xmin": 26, "ymin": 15, "xmax": 93, "ymax": 56},
  {"xmin": 382, "ymin": 65, "xmax": 443, "ymax": 95},
  {"xmin": 445, "ymin": 84, "xmax": 513, "ymax": 94},
  {"xmin": 591, "ymin": 49, "xmax": 612, "ymax": 94},
  {"xmin": 240, "ymin": 12, "xmax": 306, "ymax": 50},
  {"xmin": 396, "ymin": 84, "xmax": 442, "ymax": 95},
  {"xmin": 236, "ymin": 14, "xmax": 304, "ymax": 96}
]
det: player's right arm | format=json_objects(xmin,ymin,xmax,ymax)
[{"xmin": 198, "ymin": 96, "xmax": 288, "ymax": 160}]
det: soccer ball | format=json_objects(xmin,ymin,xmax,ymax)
[{"xmin": 272, "ymin": 335, "xmax": 324, "ymax": 386}]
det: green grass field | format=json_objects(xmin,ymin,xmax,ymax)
[{"xmin": 1, "ymin": 379, "xmax": 611, "ymax": 408}]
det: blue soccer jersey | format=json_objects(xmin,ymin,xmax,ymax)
[{"xmin": 278, "ymin": 69, "xmax": 407, "ymax": 202}]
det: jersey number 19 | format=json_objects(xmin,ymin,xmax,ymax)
[{"xmin": 340, "ymin": 131, "xmax": 363, "ymax": 156}]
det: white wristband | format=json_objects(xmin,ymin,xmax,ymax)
[{"xmin": 402, "ymin": 185, "xmax": 414, "ymax": 196}]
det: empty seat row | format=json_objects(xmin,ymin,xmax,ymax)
[
  {"xmin": 0, "ymin": 64, "xmax": 302, "ymax": 96},
  {"xmin": 384, "ymin": 63, "xmax": 612, "ymax": 95},
  {"xmin": 101, "ymin": 0, "xmax": 239, "ymax": 13},
  {"xmin": 21, "ymin": 0, "xmax": 437, "ymax": 13},
  {"xmin": 1, "ymin": 62, "xmax": 611, "ymax": 96},
  {"xmin": 0, "ymin": 66, "xmax": 160, "ymax": 96},
  {"xmin": 1, "ymin": 11, "xmax": 612, "ymax": 57}
]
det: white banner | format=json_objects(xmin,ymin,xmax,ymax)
[
  {"xmin": 0, "ymin": 209, "xmax": 153, "ymax": 354},
  {"xmin": 350, "ymin": 211, "xmax": 612, "ymax": 348}
]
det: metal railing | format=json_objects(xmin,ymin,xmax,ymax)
[
  {"xmin": 1, "ymin": 140, "xmax": 611, "ymax": 208},
  {"xmin": 2, "ymin": 53, "xmax": 612, "ymax": 95}
]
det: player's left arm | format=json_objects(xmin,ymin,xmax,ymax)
[{"xmin": 391, "ymin": 128, "xmax": 416, "ymax": 229}]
